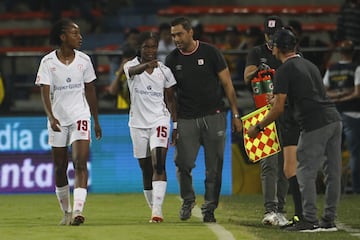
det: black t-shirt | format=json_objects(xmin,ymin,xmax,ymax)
[
  {"xmin": 273, "ymin": 56, "xmax": 340, "ymax": 132},
  {"xmin": 245, "ymin": 44, "xmax": 282, "ymax": 69},
  {"xmin": 165, "ymin": 41, "xmax": 227, "ymax": 118}
]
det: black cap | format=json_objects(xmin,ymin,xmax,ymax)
[
  {"xmin": 264, "ymin": 15, "xmax": 283, "ymax": 36},
  {"xmin": 272, "ymin": 28, "xmax": 297, "ymax": 50}
]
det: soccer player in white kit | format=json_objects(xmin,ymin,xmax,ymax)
[
  {"xmin": 123, "ymin": 32, "xmax": 177, "ymax": 223},
  {"xmin": 35, "ymin": 19, "xmax": 102, "ymax": 226}
]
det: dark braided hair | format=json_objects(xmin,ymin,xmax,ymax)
[
  {"xmin": 49, "ymin": 18, "xmax": 74, "ymax": 46},
  {"xmin": 136, "ymin": 31, "xmax": 159, "ymax": 57}
]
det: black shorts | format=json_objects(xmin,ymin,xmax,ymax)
[{"xmin": 278, "ymin": 109, "xmax": 300, "ymax": 147}]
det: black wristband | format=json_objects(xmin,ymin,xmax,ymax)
[{"xmin": 255, "ymin": 124, "xmax": 264, "ymax": 132}]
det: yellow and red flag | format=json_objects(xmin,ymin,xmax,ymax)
[{"xmin": 241, "ymin": 105, "xmax": 281, "ymax": 163}]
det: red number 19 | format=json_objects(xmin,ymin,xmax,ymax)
[{"xmin": 77, "ymin": 120, "xmax": 88, "ymax": 131}]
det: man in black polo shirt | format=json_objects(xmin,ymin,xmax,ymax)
[
  {"xmin": 165, "ymin": 16, "xmax": 242, "ymax": 223},
  {"xmin": 248, "ymin": 28, "xmax": 342, "ymax": 232}
]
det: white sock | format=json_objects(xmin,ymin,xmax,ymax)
[
  {"xmin": 152, "ymin": 181, "xmax": 167, "ymax": 208},
  {"xmin": 73, "ymin": 188, "xmax": 87, "ymax": 213},
  {"xmin": 143, "ymin": 190, "xmax": 153, "ymax": 209},
  {"xmin": 55, "ymin": 185, "xmax": 71, "ymax": 213}
]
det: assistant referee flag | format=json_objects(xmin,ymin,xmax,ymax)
[{"xmin": 241, "ymin": 105, "xmax": 281, "ymax": 162}]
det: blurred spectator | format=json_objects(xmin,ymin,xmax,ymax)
[
  {"xmin": 335, "ymin": 0, "xmax": 360, "ymax": 64},
  {"xmin": 157, "ymin": 23, "xmax": 176, "ymax": 63},
  {"xmin": 323, "ymin": 40, "xmax": 360, "ymax": 194},
  {"xmin": 2, "ymin": 0, "xmax": 43, "ymax": 12},
  {"xmin": 335, "ymin": 0, "xmax": 360, "ymax": 46},
  {"xmin": 105, "ymin": 28, "xmax": 139, "ymax": 108},
  {"xmin": 288, "ymin": 19, "xmax": 331, "ymax": 76},
  {"xmin": 240, "ymin": 26, "xmax": 265, "ymax": 50},
  {"xmin": 48, "ymin": 0, "xmax": 101, "ymax": 33},
  {"xmin": 108, "ymin": 28, "xmax": 140, "ymax": 85},
  {"xmin": 221, "ymin": 26, "xmax": 243, "ymax": 85},
  {"xmin": 191, "ymin": 20, "xmax": 212, "ymax": 43}
]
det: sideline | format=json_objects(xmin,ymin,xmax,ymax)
[
  {"xmin": 177, "ymin": 197, "xmax": 235, "ymax": 240},
  {"xmin": 338, "ymin": 223, "xmax": 360, "ymax": 238},
  {"xmin": 192, "ymin": 205, "xmax": 236, "ymax": 240}
]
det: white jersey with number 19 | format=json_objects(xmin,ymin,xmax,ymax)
[{"xmin": 35, "ymin": 50, "xmax": 97, "ymax": 126}]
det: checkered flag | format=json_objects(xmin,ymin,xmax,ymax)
[{"xmin": 241, "ymin": 105, "xmax": 281, "ymax": 163}]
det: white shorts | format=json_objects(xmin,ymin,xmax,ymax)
[
  {"xmin": 130, "ymin": 120, "xmax": 170, "ymax": 159},
  {"xmin": 48, "ymin": 119, "xmax": 91, "ymax": 147}
]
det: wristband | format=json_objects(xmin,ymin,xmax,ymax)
[
  {"xmin": 173, "ymin": 122, "xmax": 178, "ymax": 130},
  {"xmin": 233, "ymin": 114, "xmax": 240, "ymax": 119},
  {"xmin": 255, "ymin": 124, "xmax": 264, "ymax": 132}
]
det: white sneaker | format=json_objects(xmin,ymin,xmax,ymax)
[
  {"xmin": 59, "ymin": 211, "xmax": 72, "ymax": 226},
  {"xmin": 262, "ymin": 211, "xmax": 279, "ymax": 226},
  {"xmin": 277, "ymin": 212, "xmax": 289, "ymax": 227},
  {"xmin": 150, "ymin": 205, "xmax": 163, "ymax": 223}
]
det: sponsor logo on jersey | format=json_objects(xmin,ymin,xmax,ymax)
[{"xmin": 198, "ymin": 59, "xmax": 204, "ymax": 65}]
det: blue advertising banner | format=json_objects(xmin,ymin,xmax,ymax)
[{"xmin": 0, "ymin": 114, "xmax": 232, "ymax": 194}]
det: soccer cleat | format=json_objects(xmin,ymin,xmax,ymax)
[
  {"xmin": 150, "ymin": 206, "xmax": 163, "ymax": 223},
  {"xmin": 284, "ymin": 219, "xmax": 321, "ymax": 232},
  {"xmin": 59, "ymin": 211, "xmax": 72, "ymax": 226},
  {"xmin": 71, "ymin": 211, "xmax": 85, "ymax": 226},
  {"xmin": 280, "ymin": 215, "xmax": 300, "ymax": 229},
  {"xmin": 276, "ymin": 212, "xmax": 289, "ymax": 227},
  {"xmin": 319, "ymin": 217, "xmax": 338, "ymax": 232},
  {"xmin": 203, "ymin": 211, "xmax": 216, "ymax": 223},
  {"xmin": 179, "ymin": 201, "xmax": 195, "ymax": 221},
  {"xmin": 262, "ymin": 211, "xmax": 279, "ymax": 226}
]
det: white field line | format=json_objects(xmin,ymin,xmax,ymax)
[
  {"xmin": 191, "ymin": 205, "xmax": 236, "ymax": 240},
  {"xmin": 177, "ymin": 197, "xmax": 236, "ymax": 240},
  {"xmin": 337, "ymin": 222, "xmax": 360, "ymax": 238}
]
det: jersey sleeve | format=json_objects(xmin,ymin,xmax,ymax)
[
  {"xmin": 83, "ymin": 56, "xmax": 97, "ymax": 83},
  {"xmin": 245, "ymin": 47, "xmax": 261, "ymax": 67},
  {"xmin": 35, "ymin": 57, "xmax": 51, "ymax": 86},
  {"xmin": 355, "ymin": 66, "xmax": 360, "ymax": 86},
  {"xmin": 273, "ymin": 66, "xmax": 289, "ymax": 95},
  {"xmin": 212, "ymin": 45, "xmax": 227, "ymax": 73},
  {"xmin": 123, "ymin": 58, "xmax": 137, "ymax": 81},
  {"xmin": 322, "ymin": 69, "xmax": 330, "ymax": 87},
  {"xmin": 159, "ymin": 63, "xmax": 177, "ymax": 88}
]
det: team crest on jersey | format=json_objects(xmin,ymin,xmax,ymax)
[
  {"xmin": 175, "ymin": 65, "xmax": 182, "ymax": 71},
  {"xmin": 66, "ymin": 77, "xmax": 71, "ymax": 83},
  {"xmin": 197, "ymin": 59, "xmax": 204, "ymax": 65}
]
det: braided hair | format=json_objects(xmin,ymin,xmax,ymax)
[{"xmin": 49, "ymin": 18, "xmax": 74, "ymax": 46}]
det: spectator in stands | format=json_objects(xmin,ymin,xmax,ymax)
[
  {"xmin": 244, "ymin": 15, "xmax": 289, "ymax": 227},
  {"xmin": 221, "ymin": 26, "xmax": 243, "ymax": 84},
  {"xmin": 106, "ymin": 46, "xmax": 137, "ymax": 110},
  {"xmin": 335, "ymin": 0, "xmax": 360, "ymax": 64},
  {"xmin": 288, "ymin": 19, "xmax": 331, "ymax": 76},
  {"xmin": 3, "ymin": 0, "xmax": 42, "ymax": 12},
  {"xmin": 323, "ymin": 40, "xmax": 360, "ymax": 194},
  {"xmin": 108, "ymin": 28, "xmax": 140, "ymax": 86},
  {"xmin": 35, "ymin": 18, "xmax": 102, "ymax": 226},
  {"xmin": 241, "ymin": 26, "xmax": 265, "ymax": 50},
  {"xmin": 48, "ymin": 0, "xmax": 101, "ymax": 33},
  {"xmin": 157, "ymin": 23, "xmax": 176, "ymax": 63},
  {"xmin": 191, "ymin": 20, "xmax": 212, "ymax": 43}
]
